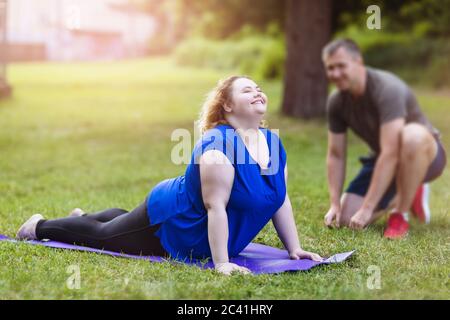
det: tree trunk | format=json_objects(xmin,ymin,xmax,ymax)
[{"xmin": 282, "ymin": 0, "xmax": 331, "ymax": 119}]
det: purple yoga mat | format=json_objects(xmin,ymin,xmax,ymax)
[{"xmin": 0, "ymin": 234, "xmax": 354, "ymax": 274}]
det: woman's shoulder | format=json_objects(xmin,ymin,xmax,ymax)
[
  {"xmin": 192, "ymin": 124, "xmax": 235, "ymax": 163},
  {"xmin": 263, "ymin": 128, "xmax": 287, "ymax": 165},
  {"xmin": 200, "ymin": 123, "xmax": 238, "ymax": 148},
  {"xmin": 260, "ymin": 127, "xmax": 283, "ymax": 145},
  {"xmin": 262, "ymin": 127, "xmax": 278, "ymax": 136},
  {"xmin": 202, "ymin": 123, "xmax": 233, "ymax": 139}
]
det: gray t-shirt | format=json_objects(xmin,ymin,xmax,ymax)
[{"xmin": 327, "ymin": 67, "xmax": 439, "ymax": 154}]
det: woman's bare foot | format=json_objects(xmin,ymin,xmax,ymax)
[{"xmin": 69, "ymin": 208, "xmax": 86, "ymax": 217}]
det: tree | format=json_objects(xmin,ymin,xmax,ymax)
[
  {"xmin": 133, "ymin": 0, "xmax": 286, "ymax": 53},
  {"xmin": 281, "ymin": 0, "xmax": 332, "ymax": 119}
]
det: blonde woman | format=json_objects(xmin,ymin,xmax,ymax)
[{"xmin": 16, "ymin": 76, "xmax": 322, "ymax": 275}]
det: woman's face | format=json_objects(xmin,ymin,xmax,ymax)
[{"xmin": 227, "ymin": 77, "xmax": 268, "ymax": 120}]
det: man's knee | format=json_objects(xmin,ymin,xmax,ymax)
[
  {"xmin": 338, "ymin": 193, "xmax": 363, "ymax": 227},
  {"xmin": 401, "ymin": 123, "xmax": 436, "ymax": 159}
]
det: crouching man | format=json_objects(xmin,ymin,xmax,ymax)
[{"xmin": 322, "ymin": 39, "xmax": 446, "ymax": 238}]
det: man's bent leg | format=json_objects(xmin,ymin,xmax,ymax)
[
  {"xmin": 383, "ymin": 124, "xmax": 438, "ymax": 238},
  {"xmin": 396, "ymin": 123, "xmax": 438, "ymax": 213},
  {"xmin": 338, "ymin": 193, "xmax": 387, "ymax": 227}
]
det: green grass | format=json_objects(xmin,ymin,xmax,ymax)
[{"xmin": 0, "ymin": 58, "xmax": 449, "ymax": 299}]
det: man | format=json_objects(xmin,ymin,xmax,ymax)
[{"xmin": 322, "ymin": 38, "xmax": 446, "ymax": 239}]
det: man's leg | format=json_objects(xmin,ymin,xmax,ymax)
[
  {"xmin": 338, "ymin": 124, "xmax": 437, "ymax": 231},
  {"xmin": 338, "ymin": 154, "xmax": 396, "ymax": 228},
  {"xmin": 382, "ymin": 123, "xmax": 439, "ymax": 238},
  {"xmin": 338, "ymin": 193, "xmax": 387, "ymax": 227},
  {"xmin": 395, "ymin": 124, "xmax": 438, "ymax": 213}
]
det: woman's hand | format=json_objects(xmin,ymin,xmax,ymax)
[
  {"xmin": 289, "ymin": 248, "xmax": 323, "ymax": 262},
  {"xmin": 214, "ymin": 262, "xmax": 251, "ymax": 276}
]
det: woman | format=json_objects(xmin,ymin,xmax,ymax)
[{"xmin": 16, "ymin": 76, "xmax": 322, "ymax": 275}]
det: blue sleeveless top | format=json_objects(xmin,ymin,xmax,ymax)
[{"xmin": 146, "ymin": 124, "xmax": 287, "ymax": 261}]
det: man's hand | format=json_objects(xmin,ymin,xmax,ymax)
[
  {"xmin": 349, "ymin": 208, "xmax": 373, "ymax": 230},
  {"xmin": 289, "ymin": 248, "xmax": 323, "ymax": 262},
  {"xmin": 324, "ymin": 205, "xmax": 342, "ymax": 228},
  {"xmin": 214, "ymin": 262, "xmax": 251, "ymax": 276}
]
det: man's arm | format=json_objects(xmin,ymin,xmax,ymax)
[
  {"xmin": 349, "ymin": 118, "xmax": 405, "ymax": 229},
  {"xmin": 324, "ymin": 131, "xmax": 347, "ymax": 227},
  {"xmin": 362, "ymin": 118, "xmax": 404, "ymax": 211}
]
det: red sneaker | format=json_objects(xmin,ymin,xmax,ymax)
[
  {"xmin": 383, "ymin": 213, "xmax": 409, "ymax": 239},
  {"xmin": 411, "ymin": 184, "xmax": 431, "ymax": 224}
]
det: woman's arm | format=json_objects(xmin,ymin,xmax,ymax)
[
  {"xmin": 199, "ymin": 150, "xmax": 251, "ymax": 275},
  {"xmin": 272, "ymin": 164, "xmax": 323, "ymax": 262}
]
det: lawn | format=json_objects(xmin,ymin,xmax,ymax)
[{"xmin": 0, "ymin": 58, "xmax": 448, "ymax": 299}]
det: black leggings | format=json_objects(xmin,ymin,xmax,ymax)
[{"xmin": 35, "ymin": 199, "xmax": 168, "ymax": 257}]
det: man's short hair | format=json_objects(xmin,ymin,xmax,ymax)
[{"xmin": 322, "ymin": 38, "xmax": 362, "ymax": 60}]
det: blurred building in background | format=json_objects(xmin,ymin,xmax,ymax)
[
  {"xmin": 6, "ymin": 0, "xmax": 156, "ymax": 62},
  {"xmin": 0, "ymin": 0, "xmax": 11, "ymax": 97}
]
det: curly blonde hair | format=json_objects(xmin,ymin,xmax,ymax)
[{"xmin": 197, "ymin": 75, "xmax": 268, "ymax": 134}]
